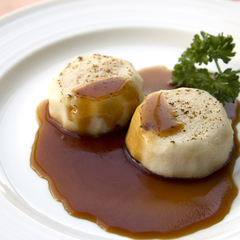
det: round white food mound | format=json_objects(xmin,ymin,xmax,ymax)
[
  {"xmin": 48, "ymin": 54, "xmax": 144, "ymax": 137},
  {"xmin": 125, "ymin": 88, "xmax": 234, "ymax": 178}
]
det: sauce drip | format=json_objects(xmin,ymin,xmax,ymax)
[
  {"xmin": 73, "ymin": 76, "xmax": 126, "ymax": 100},
  {"xmin": 140, "ymin": 92, "xmax": 183, "ymax": 137},
  {"xmin": 31, "ymin": 66, "xmax": 239, "ymax": 239},
  {"xmin": 66, "ymin": 76, "xmax": 140, "ymax": 135}
]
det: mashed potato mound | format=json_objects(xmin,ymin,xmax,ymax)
[
  {"xmin": 125, "ymin": 88, "xmax": 234, "ymax": 178},
  {"xmin": 48, "ymin": 54, "xmax": 144, "ymax": 137}
]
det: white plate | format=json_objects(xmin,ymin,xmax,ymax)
[{"xmin": 1, "ymin": 0, "xmax": 240, "ymax": 239}]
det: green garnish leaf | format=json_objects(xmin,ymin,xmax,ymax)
[{"xmin": 172, "ymin": 31, "xmax": 240, "ymax": 104}]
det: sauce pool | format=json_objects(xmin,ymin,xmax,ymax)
[{"xmin": 30, "ymin": 66, "xmax": 239, "ymax": 239}]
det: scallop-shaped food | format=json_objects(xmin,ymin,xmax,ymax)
[
  {"xmin": 48, "ymin": 54, "xmax": 144, "ymax": 137},
  {"xmin": 125, "ymin": 88, "xmax": 234, "ymax": 178}
]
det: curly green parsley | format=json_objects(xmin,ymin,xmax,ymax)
[{"xmin": 172, "ymin": 31, "xmax": 240, "ymax": 104}]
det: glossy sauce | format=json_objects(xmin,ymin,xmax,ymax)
[
  {"xmin": 140, "ymin": 91, "xmax": 183, "ymax": 137},
  {"xmin": 73, "ymin": 76, "xmax": 126, "ymax": 100},
  {"xmin": 66, "ymin": 76, "xmax": 141, "ymax": 135},
  {"xmin": 31, "ymin": 66, "xmax": 239, "ymax": 239}
]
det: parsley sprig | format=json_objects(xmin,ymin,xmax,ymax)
[{"xmin": 172, "ymin": 31, "xmax": 240, "ymax": 104}]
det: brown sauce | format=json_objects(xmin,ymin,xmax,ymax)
[
  {"xmin": 30, "ymin": 66, "xmax": 239, "ymax": 239},
  {"xmin": 140, "ymin": 91, "xmax": 183, "ymax": 137},
  {"xmin": 139, "ymin": 65, "xmax": 174, "ymax": 95},
  {"xmin": 65, "ymin": 76, "xmax": 141, "ymax": 135},
  {"xmin": 73, "ymin": 76, "xmax": 126, "ymax": 100}
]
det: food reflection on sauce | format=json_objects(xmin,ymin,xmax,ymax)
[{"xmin": 30, "ymin": 66, "xmax": 239, "ymax": 239}]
